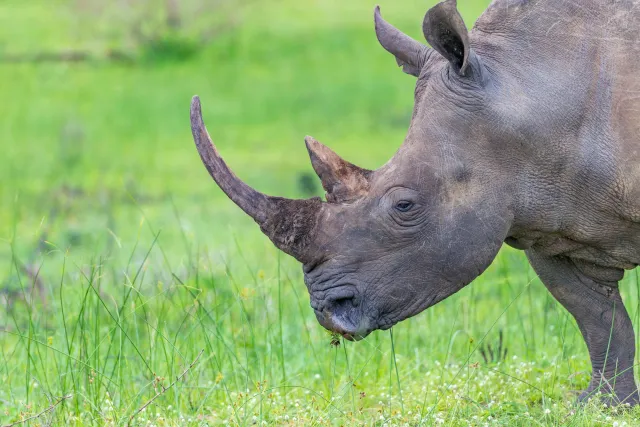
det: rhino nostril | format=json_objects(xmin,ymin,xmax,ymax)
[
  {"xmin": 332, "ymin": 296, "xmax": 356, "ymax": 310},
  {"xmin": 312, "ymin": 286, "xmax": 358, "ymax": 313},
  {"xmin": 311, "ymin": 287, "xmax": 370, "ymax": 341},
  {"xmin": 326, "ymin": 292, "xmax": 359, "ymax": 318}
]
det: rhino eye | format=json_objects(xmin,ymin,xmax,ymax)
[{"xmin": 395, "ymin": 200, "xmax": 414, "ymax": 212}]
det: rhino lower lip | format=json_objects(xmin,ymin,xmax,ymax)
[
  {"xmin": 340, "ymin": 329, "xmax": 370, "ymax": 341},
  {"xmin": 333, "ymin": 326, "xmax": 367, "ymax": 342},
  {"xmin": 341, "ymin": 332, "xmax": 357, "ymax": 341},
  {"xmin": 317, "ymin": 309, "xmax": 370, "ymax": 341}
]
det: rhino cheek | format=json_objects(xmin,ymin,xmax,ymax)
[
  {"xmin": 372, "ymin": 282, "xmax": 439, "ymax": 329},
  {"xmin": 369, "ymin": 212, "xmax": 508, "ymax": 329}
]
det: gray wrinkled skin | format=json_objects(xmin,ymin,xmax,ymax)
[{"xmin": 190, "ymin": 0, "xmax": 640, "ymax": 405}]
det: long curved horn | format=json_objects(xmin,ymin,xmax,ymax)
[
  {"xmin": 374, "ymin": 6, "xmax": 431, "ymax": 77},
  {"xmin": 190, "ymin": 96, "xmax": 323, "ymax": 262}
]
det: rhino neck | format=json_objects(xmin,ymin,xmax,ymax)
[
  {"xmin": 475, "ymin": 0, "xmax": 640, "ymax": 41},
  {"xmin": 471, "ymin": 0, "xmax": 640, "ymax": 249}
]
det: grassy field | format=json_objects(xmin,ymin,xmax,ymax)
[{"xmin": 2, "ymin": 0, "xmax": 640, "ymax": 425}]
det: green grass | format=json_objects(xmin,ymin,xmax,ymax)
[{"xmin": 2, "ymin": 0, "xmax": 640, "ymax": 425}]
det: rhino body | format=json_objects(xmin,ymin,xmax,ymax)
[{"xmin": 190, "ymin": 0, "xmax": 640, "ymax": 404}]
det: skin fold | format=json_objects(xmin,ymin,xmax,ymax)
[{"xmin": 190, "ymin": 0, "xmax": 640, "ymax": 405}]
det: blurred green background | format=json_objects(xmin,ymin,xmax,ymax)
[
  {"xmin": 0, "ymin": 0, "xmax": 490, "ymax": 261},
  {"xmin": 2, "ymin": 0, "xmax": 640, "ymax": 425}
]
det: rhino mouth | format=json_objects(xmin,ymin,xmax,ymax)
[{"xmin": 314, "ymin": 306, "xmax": 372, "ymax": 341}]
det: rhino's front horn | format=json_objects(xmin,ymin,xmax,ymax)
[
  {"xmin": 190, "ymin": 96, "xmax": 323, "ymax": 262},
  {"xmin": 305, "ymin": 136, "xmax": 371, "ymax": 203}
]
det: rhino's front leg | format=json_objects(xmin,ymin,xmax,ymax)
[{"xmin": 526, "ymin": 249, "xmax": 639, "ymax": 406}]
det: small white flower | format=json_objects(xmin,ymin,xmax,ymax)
[{"xmin": 544, "ymin": 408, "xmax": 551, "ymax": 415}]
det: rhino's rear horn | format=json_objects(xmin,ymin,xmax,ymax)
[
  {"xmin": 190, "ymin": 96, "xmax": 323, "ymax": 262},
  {"xmin": 305, "ymin": 136, "xmax": 371, "ymax": 203}
]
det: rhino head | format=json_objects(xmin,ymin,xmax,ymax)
[{"xmin": 191, "ymin": 0, "xmax": 515, "ymax": 340}]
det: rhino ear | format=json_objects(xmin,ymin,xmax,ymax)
[
  {"xmin": 423, "ymin": 0, "xmax": 471, "ymax": 76},
  {"xmin": 305, "ymin": 136, "xmax": 371, "ymax": 203},
  {"xmin": 374, "ymin": 6, "xmax": 431, "ymax": 77}
]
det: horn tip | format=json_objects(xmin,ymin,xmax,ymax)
[
  {"xmin": 190, "ymin": 95, "xmax": 202, "ymax": 120},
  {"xmin": 304, "ymin": 136, "xmax": 321, "ymax": 152}
]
